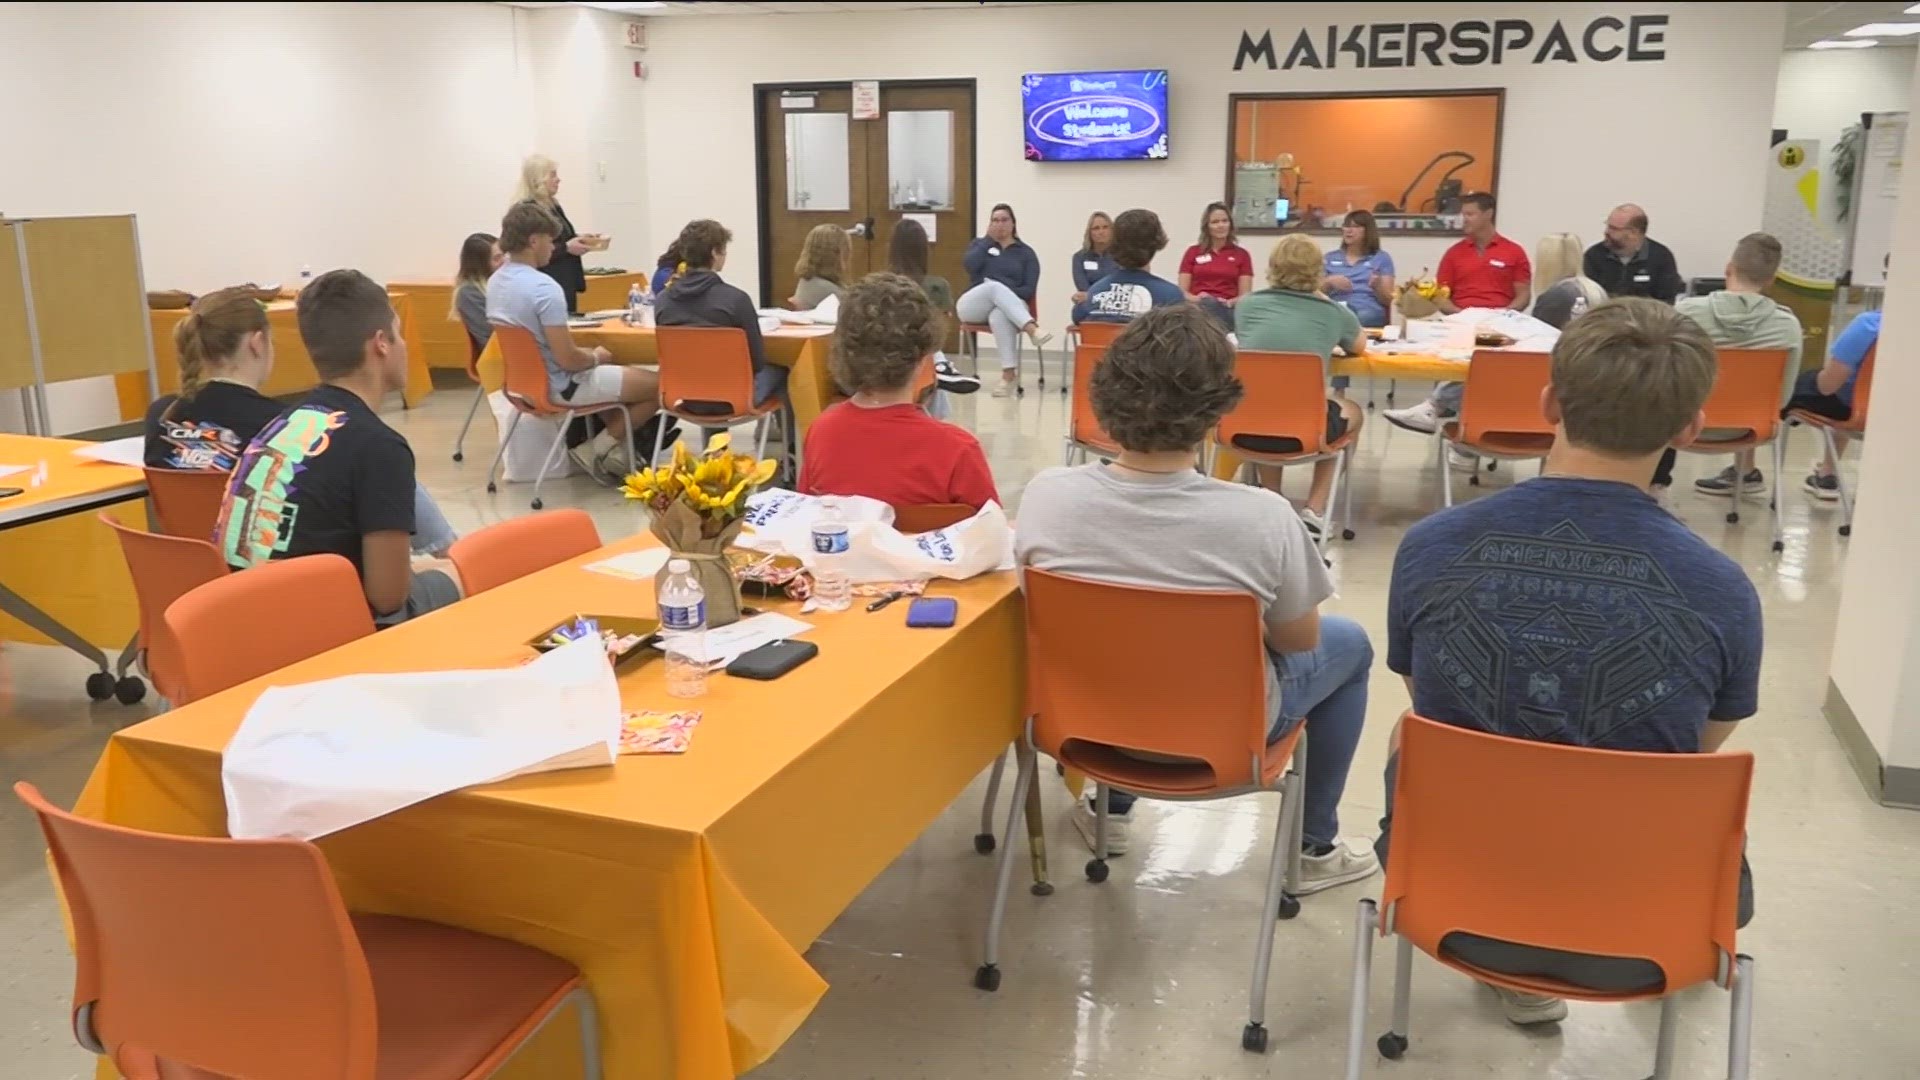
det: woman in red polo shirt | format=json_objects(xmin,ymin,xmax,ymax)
[{"xmin": 1178, "ymin": 201, "xmax": 1254, "ymax": 329}]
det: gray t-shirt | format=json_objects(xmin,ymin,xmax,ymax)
[
  {"xmin": 792, "ymin": 276, "xmax": 845, "ymax": 310},
  {"xmin": 1015, "ymin": 463, "xmax": 1334, "ymax": 719},
  {"xmin": 486, "ymin": 260, "xmax": 572, "ymax": 397}
]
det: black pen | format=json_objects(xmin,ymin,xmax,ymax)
[{"xmin": 866, "ymin": 591, "xmax": 909, "ymax": 612}]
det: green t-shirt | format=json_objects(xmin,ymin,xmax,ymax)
[{"xmin": 1233, "ymin": 288, "xmax": 1362, "ymax": 382}]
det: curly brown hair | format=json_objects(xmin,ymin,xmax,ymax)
[
  {"xmin": 830, "ymin": 272, "xmax": 941, "ymax": 394},
  {"xmin": 677, "ymin": 219, "xmax": 732, "ymax": 269},
  {"xmin": 1091, "ymin": 305, "xmax": 1243, "ymax": 452},
  {"xmin": 1107, "ymin": 208, "xmax": 1167, "ymax": 270}
]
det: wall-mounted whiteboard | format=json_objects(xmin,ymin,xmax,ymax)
[{"xmin": 1849, "ymin": 111, "xmax": 1905, "ymax": 285}]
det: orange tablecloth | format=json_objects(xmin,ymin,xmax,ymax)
[
  {"xmin": 572, "ymin": 322, "xmax": 838, "ymax": 437},
  {"xmin": 74, "ymin": 533, "xmax": 1024, "ymax": 1079},
  {"xmin": 0, "ymin": 434, "xmax": 146, "ymax": 651},
  {"xmin": 385, "ymin": 274, "xmax": 649, "ymax": 373},
  {"xmin": 114, "ymin": 294, "xmax": 435, "ymax": 422}
]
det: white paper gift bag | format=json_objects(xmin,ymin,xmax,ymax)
[
  {"xmin": 222, "ymin": 636, "xmax": 621, "ymax": 841},
  {"xmin": 737, "ymin": 491, "xmax": 1012, "ymax": 583}
]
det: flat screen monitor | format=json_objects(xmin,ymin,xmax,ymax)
[{"xmin": 1022, "ymin": 69, "xmax": 1169, "ymax": 162}]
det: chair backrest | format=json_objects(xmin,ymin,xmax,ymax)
[
  {"xmin": 1024, "ymin": 568, "xmax": 1271, "ymax": 789},
  {"xmin": 1075, "ymin": 320, "xmax": 1125, "ymax": 347},
  {"xmin": 144, "ymin": 468, "xmax": 231, "ymax": 543},
  {"xmin": 100, "ymin": 514, "xmax": 230, "ymax": 703},
  {"xmin": 1069, "ymin": 343, "xmax": 1118, "ymax": 455},
  {"xmin": 465, "ymin": 328, "xmax": 488, "ymax": 381},
  {"xmin": 448, "ymin": 509, "xmax": 602, "ymax": 595},
  {"xmin": 1698, "ymin": 348, "xmax": 1790, "ymax": 442},
  {"xmin": 490, "ymin": 324, "xmax": 561, "ymax": 412},
  {"xmin": 1217, "ymin": 350, "xmax": 1333, "ymax": 455},
  {"xmin": 1382, "ymin": 714, "xmax": 1753, "ymax": 993},
  {"xmin": 890, "ymin": 503, "xmax": 974, "ymax": 533},
  {"xmin": 654, "ymin": 325, "xmax": 757, "ymax": 415},
  {"xmin": 164, "ymin": 554, "xmax": 376, "ymax": 705},
  {"xmin": 1847, "ymin": 345, "xmax": 1876, "ymax": 432},
  {"xmin": 15, "ymin": 782, "xmax": 378, "ymax": 1079},
  {"xmin": 1457, "ymin": 350, "xmax": 1554, "ymax": 443}
]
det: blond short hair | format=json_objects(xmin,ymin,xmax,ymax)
[
  {"xmin": 1550, "ymin": 298, "xmax": 1717, "ymax": 454},
  {"xmin": 1729, "ymin": 232, "xmax": 1782, "ymax": 287},
  {"xmin": 1266, "ymin": 234, "xmax": 1323, "ymax": 292}
]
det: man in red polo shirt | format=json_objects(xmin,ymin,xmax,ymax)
[{"xmin": 1384, "ymin": 192, "xmax": 1532, "ymax": 436}]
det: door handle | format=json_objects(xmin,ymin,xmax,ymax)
[{"xmin": 845, "ymin": 216, "xmax": 876, "ymax": 240}]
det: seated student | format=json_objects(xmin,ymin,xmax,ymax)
[
  {"xmin": 1784, "ymin": 303, "xmax": 1876, "ymax": 501},
  {"xmin": 1380, "ymin": 297, "xmax": 1760, "ymax": 1026},
  {"xmin": 789, "ymin": 224, "xmax": 850, "ymax": 310},
  {"xmin": 1677, "ymin": 232, "xmax": 1803, "ymax": 498},
  {"xmin": 888, "ymin": 217, "xmax": 979, "ymax": 397},
  {"xmin": 1233, "ymin": 234, "xmax": 1367, "ymax": 536},
  {"xmin": 216, "ymin": 270, "xmax": 466, "ymax": 625},
  {"xmin": 146, "ymin": 286, "xmax": 458, "ymax": 557},
  {"xmin": 650, "ymin": 239, "xmax": 682, "ymax": 297},
  {"xmin": 1069, "ymin": 208, "xmax": 1183, "ymax": 323},
  {"xmin": 799, "ymin": 273, "xmax": 998, "ymax": 511},
  {"xmin": 655, "ymin": 218, "xmax": 787, "ymax": 410},
  {"xmin": 488, "ymin": 201, "xmax": 660, "ymax": 478},
  {"xmin": 1016, "ymin": 305, "xmax": 1377, "ymax": 892},
  {"xmin": 451, "ymin": 231, "xmax": 501, "ymax": 353}
]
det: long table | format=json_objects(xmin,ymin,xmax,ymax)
[
  {"xmin": 389, "ymin": 271, "xmax": 651, "ymax": 372},
  {"xmin": 73, "ymin": 532, "xmax": 1024, "ymax": 1078},
  {"xmin": 571, "ymin": 321, "xmax": 838, "ymax": 438}
]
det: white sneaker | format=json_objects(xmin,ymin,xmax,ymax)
[
  {"xmin": 991, "ymin": 379, "xmax": 1011, "ymax": 399},
  {"xmin": 1447, "ymin": 448, "xmax": 1479, "ymax": 473},
  {"xmin": 1070, "ymin": 798, "xmax": 1131, "ymax": 857},
  {"xmin": 1028, "ymin": 330, "xmax": 1055, "ymax": 350},
  {"xmin": 1489, "ymin": 985, "xmax": 1568, "ymax": 1026},
  {"xmin": 1294, "ymin": 837, "xmax": 1379, "ymax": 895},
  {"xmin": 1383, "ymin": 399, "xmax": 1441, "ymax": 434},
  {"xmin": 1299, "ymin": 508, "xmax": 1326, "ymax": 537}
]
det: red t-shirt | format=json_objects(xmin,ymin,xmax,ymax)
[
  {"xmin": 1178, "ymin": 243, "xmax": 1254, "ymax": 301},
  {"xmin": 1436, "ymin": 233, "xmax": 1532, "ymax": 309},
  {"xmin": 798, "ymin": 401, "xmax": 1000, "ymax": 510}
]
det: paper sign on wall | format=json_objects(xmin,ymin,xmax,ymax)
[
  {"xmin": 623, "ymin": 21, "xmax": 647, "ymax": 50},
  {"xmin": 780, "ymin": 95, "xmax": 816, "ymax": 110},
  {"xmin": 852, "ymin": 80, "xmax": 880, "ymax": 120},
  {"xmin": 902, "ymin": 212, "xmax": 936, "ymax": 242}
]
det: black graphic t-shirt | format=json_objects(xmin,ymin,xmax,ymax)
[
  {"xmin": 215, "ymin": 384, "xmax": 415, "ymax": 574},
  {"xmin": 142, "ymin": 381, "xmax": 287, "ymax": 471},
  {"xmin": 1387, "ymin": 477, "xmax": 1762, "ymax": 753}
]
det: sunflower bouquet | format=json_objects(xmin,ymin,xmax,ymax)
[
  {"xmin": 1397, "ymin": 271, "xmax": 1451, "ymax": 319},
  {"xmin": 622, "ymin": 433, "xmax": 780, "ymax": 627}
]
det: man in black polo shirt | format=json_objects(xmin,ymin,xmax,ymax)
[{"xmin": 1583, "ymin": 203, "xmax": 1684, "ymax": 302}]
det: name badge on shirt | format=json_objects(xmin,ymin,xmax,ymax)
[
  {"xmin": 1489, "ymin": 259, "xmax": 1507, "ymax": 268},
  {"xmin": 988, "ymin": 246, "xmax": 1001, "ymax": 257},
  {"xmin": 1196, "ymin": 253, "xmax": 1214, "ymax": 264},
  {"xmin": 1083, "ymin": 259, "xmax": 1099, "ymax": 270},
  {"xmin": 1633, "ymin": 273, "xmax": 1651, "ymax": 283}
]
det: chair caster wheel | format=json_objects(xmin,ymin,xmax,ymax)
[
  {"xmin": 1341, "ymin": 529, "xmax": 1356, "ymax": 541},
  {"xmin": 1084, "ymin": 858, "xmax": 1110, "ymax": 883},
  {"xmin": 1840, "ymin": 524, "xmax": 1853, "ymax": 537},
  {"xmin": 1277, "ymin": 893, "xmax": 1301, "ymax": 920},
  {"xmin": 1468, "ymin": 475, "xmax": 1480, "ymax": 487},
  {"xmin": 1016, "ymin": 385, "xmax": 1025, "ymax": 397},
  {"xmin": 973, "ymin": 833, "xmax": 995, "ymax": 854},
  {"xmin": 452, "ymin": 451, "xmax": 464, "ymax": 463},
  {"xmin": 1378, "ymin": 1032, "xmax": 1408, "ymax": 1059},
  {"xmin": 114, "ymin": 676, "xmax": 146, "ymax": 705},
  {"xmin": 1055, "ymin": 761, "xmax": 1066, "ymax": 776},
  {"xmin": 973, "ymin": 964, "xmax": 1001, "ymax": 992},
  {"xmin": 1241, "ymin": 1022, "xmax": 1268, "ymax": 1052},
  {"xmin": 1030, "ymin": 881, "xmax": 1054, "ymax": 897},
  {"xmin": 1771, "ymin": 540, "xmax": 1784, "ymax": 552},
  {"xmin": 531, "ymin": 498, "xmax": 544, "ymax": 510},
  {"xmin": 1726, "ymin": 511, "xmax": 1739, "ymax": 524},
  {"xmin": 1486, "ymin": 460, "xmax": 1498, "ymax": 472},
  {"xmin": 85, "ymin": 672, "xmax": 114, "ymax": 701},
  {"xmin": 1059, "ymin": 386, "xmax": 1068, "ymax": 396},
  {"xmin": 486, "ymin": 481, "xmax": 498, "ymax": 494}
]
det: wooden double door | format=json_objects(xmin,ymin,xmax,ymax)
[{"xmin": 757, "ymin": 80, "xmax": 974, "ymax": 343}]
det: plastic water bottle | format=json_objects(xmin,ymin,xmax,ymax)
[
  {"xmin": 627, "ymin": 283, "xmax": 644, "ymax": 325},
  {"xmin": 810, "ymin": 502, "xmax": 853, "ymax": 612},
  {"xmin": 658, "ymin": 558, "xmax": 708, "ymax": 698}
]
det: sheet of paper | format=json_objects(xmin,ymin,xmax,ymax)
[
  {"xmin": 902, "ymin": 212, "xmax": 936, "ymax": 242},
  {"xmin": 771, "ymin": 324, "xmax": 835, "ymax": 338},
  {"xmin": 70, "ymin": 436, "xmax": 145, "ymax": 468},
  {"xmin": 0, "ymin": 464, "xmax": 28, "ymax": 480},
  {"xmin": 656, "ymin": 611, "xmax": 813, "ymax": 667},
  {"xmin": 584, "ymin": 548, "xmax": 672, "ymax": 582}
]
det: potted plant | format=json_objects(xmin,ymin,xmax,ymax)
[{"xmin": 621, "ymin": 433, "xmax": 778, "ymax": 627}]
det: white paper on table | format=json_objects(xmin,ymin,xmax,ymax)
[
  {"xmin": 763, "ymin": 307, "xmax": 814, "ymax": 324},
  {"xmin": 0, "ymin": 464, "xmax": 28, "ymax": 480},
  {"xmin": 807, "ymin": 293, "xmax": 839, "ymax": 325},
  {"xmin": 758, "ymin": 315, "xmax": 785, "ymax": 335},
  {"xmin": 656, "ymin": 611, "xmax": 814, "ymax": 667},
  {"xmin": 222, "ymin": 635, "xmax": 621, "ymax": 841},
  {"xmin": 70, "ymin": 436, "xmax": 145, "ymax": 468},
  {"xmin": 584, "ymin": 548, "xmax": 672, "ymax": 582}
]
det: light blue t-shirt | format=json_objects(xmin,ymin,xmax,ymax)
[
  {"xmin": 486, "ymin": 260, "xmax": 572, "ymax": 397},
  {"xmin": 1323, "ymin": 248, "xmax": 1395, "ymax": 327},
  {"xmin": 1828, "ymin": 309, "xmax": 1880, "ymax": 406}
]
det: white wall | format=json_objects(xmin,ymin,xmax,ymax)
[
  {"xmin": 638, "ymin": 1, "xmax": 1787, "ymax": 329},
  {"xmin": 1772, "ymin": 45, "xmax": 1915, "ymax": 145}
]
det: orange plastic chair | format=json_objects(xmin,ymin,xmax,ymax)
[
  {"xmin": 144, "ymin": 467, "xmax": 231, "ymax": 542},
  {"xmin": 651, "ymin": 325, "xmax": 782, "ymax": 463},
  {"xmin": 1217, "ymin": 350, "xmax": 1359, "ymax": 547},
  {"xmin": 483, "ymin": 324, "xmax": 638, "ymax": 511},
  {"xmin": 959, "ymin": 285, "xmax": 1043, "ymax": 391},
  {"xmin": 163, "ymin": 554, "xmax": 376, "ymax": 705},
  {"xmin": 14, "ymin": 781, "xmax": 603, "ymax": 1080},
  {"xmin": 100, "ymin": 514, "xmax": 230, "ymax": 706},
  {"xmin": 452, "ymin": 328, "xmax": 490, "ymax": 463},
  {"xmin": 1679, "ymin": 348, "xmax": 1790, "ymax": 541},
  {"xmin": 1439, "ymin": 350, "xmax": 1554, "ymax": 508},
  {"xmin": 890, "ymin": 503, "xmax": 974, "ymax": 533},
  {"xmin": 976, "ymin": 568, "xmax": 1309, "ymax": 1054},
  {"xmin": 1788, "ymin": 345, "xmax": 1874, "ymax": 538},
  {"xmin": 1064, "ymin": 320, "xmax": 1124, "ymax": 394},
  {"xmin": 449, "ymin": 509, "xmax": 602, "ymax": 595},
  {"xmin": 1064, "ymin": 342, "xmax": 1119, "ymax": 465},
  {"xmin": 1347, "ymin": 715, "xmax": 1755, "ymax": 1079}
]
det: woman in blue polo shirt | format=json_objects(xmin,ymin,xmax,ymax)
[{"xmin": 1322, "ymin": 210, "xmax": 1395, "ymax": 392}]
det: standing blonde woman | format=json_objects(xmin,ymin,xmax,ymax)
[
  {"xmin": 790, "ymin": 224, "xmax": 851, "ymax": 309},
  {"xmin": 513, "ymin": 154, "xmax": 604, "ymax": 314}
]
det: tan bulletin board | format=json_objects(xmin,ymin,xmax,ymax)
[{"xmin": 0, "ymin": 215, "xmax": 154, "ymax": 391}]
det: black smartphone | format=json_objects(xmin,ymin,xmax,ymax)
[{"xmin": 724, "ymin": 639, "xmax": 818, "ymax": 680}]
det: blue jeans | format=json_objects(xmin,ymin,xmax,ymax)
[
  {"xmin": 1103, "ymin": 615, "xmax": 1373, "ymax": 849},
  {"xmin": 411, "ymin": 484, "xmax": 457, "ymax": 557}
]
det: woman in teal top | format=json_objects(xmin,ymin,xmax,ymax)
[{"xmin": 1232, "ymin": 234, "xmax": 1368, "ymax": 536}]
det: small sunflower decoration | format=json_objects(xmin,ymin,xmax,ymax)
[{"xmin": 622, "ymin": 433, "xmax": 780, "ymax": 626}]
